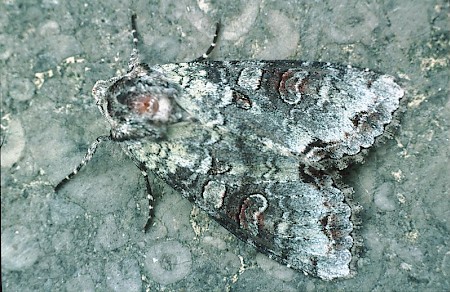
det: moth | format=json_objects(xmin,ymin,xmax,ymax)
[{"xmin": 56, "ymin": 15, "xmax": 404, "ymax": 280}]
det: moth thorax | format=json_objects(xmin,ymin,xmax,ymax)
[
  {"xmin": 121, "ymin": 92, "xmax": 173, "ymax": 122},
  {"xmin": 131, "ymin": 94, "xmax": 159, "ymax": 115}
]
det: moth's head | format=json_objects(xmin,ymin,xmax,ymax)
[{"xmin": 92, "ymin": 65, "xmax": 180, "ymax": 139}]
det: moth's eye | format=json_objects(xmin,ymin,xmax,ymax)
[{"xmin": 130, "ymin": 94, "xmax": 159, "ymax": 115}]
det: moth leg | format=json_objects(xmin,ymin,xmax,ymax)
[
  {"xmin": 55, "ymin": 135, "xmax": 111, "ymax": 191},
  {"xmin": 193, "ymin": 22, "xmax": 221, "ymax": 61},
  {"xmin": 136, "ymin": 163, "xmax": 155, "ymax": 232}
]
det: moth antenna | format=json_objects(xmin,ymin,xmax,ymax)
[
  {"xmin": 194, "ymin": 22, "xmax": 221, "ymax": 62},
  {"xmin": 55, "ymin": 135, "xmax": 111, "ymax": 191},
  {"xmin": 128, "ymin": 13, "xmax": 140, "ymax": 71}
]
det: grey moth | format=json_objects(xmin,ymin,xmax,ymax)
[{"xmin": 57, "ymin": 15, "xmax": 404, "ymax": 280}]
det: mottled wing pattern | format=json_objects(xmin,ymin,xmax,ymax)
[
  {"xmin": 158, "ymin": 60, "xmax": 403, "ymax": 166},
  {"xmin": 92, "ymin": 60, "xmax": 403, "ymax": 280},
  {"xmin": 124, "ymin": 119, "xmax": 353, "ymax": 279}
]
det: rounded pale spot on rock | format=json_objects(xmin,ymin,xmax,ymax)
[
  {"xmin": 65, "ymin": 274, "xmax": 95, "ymax": 292},
  {"xmin": 144, "ymin": 240, "xmax": 192, "ymax": 285},
  {"xmin": 9, "ymin": 77, "xmax": 35, "ymax": 102},
  {"xmin": 216, "ymin": 251, "xmax": 241, "ymax": 273},
  {"xmin": 46, "ymin": 34, "xmax": 82, "ymax": 61},
  {"xmin": 143, "ymin": 219, "xmax": 168, "ymax": 240},
  {"xmin": 0, "ymin": 34, "xmax": 14, "ymax": 60},
  {"xmin": 256, "ymin": 254, "xmax": 295, "ymax": 281},
  {"xmin": 1, "ymin": 118, "xmax": 25, "ymax": 168},
  {"xmin": 39, "ymin": 20, "xmax": 60, "ymax": 36},
  {"xmin": 49, "ymin": 198, "xmax": 84, "ymax": 226},
  {"xmin": 362, "ymin": 227, "xmax": 384, "ymax": 255},
  {"xmin": 95, "ymin": 214, "xmax": 128, "ymax": 251},
  {"xmin": 104, "ymin": 257, "xmax": 141, "ymax": 292},
  {"xmin": 374, "ymin": 182, "xmax": 396, "ymax": 211},
  {"xmin": 221, "ymin": 0, "xmax": 259, "ymax": 41},
  {"xmin": 58, "ymin": 148, "xmax": 140, "ymax": 216},
  {"xmin": 256, "ymin": 10, "xmax": 298, "ymax": 60},
  {"xmin": 202, "ymin": 235, "xmax": 226, "ymax": 250},
  {"xmin": 1, "ymin": 225, "xmax": 42, "ymax": 271},
  {"xmin": 305, "ymin": 281, "xmax": 317, "ymax": 292},
  {"xmin": 52, "ymin": 230, "xmax": 74, "ymax": 253},
  {"xmin": 156, "ymin": 186, "xmax": 194, "ymax": 240}
]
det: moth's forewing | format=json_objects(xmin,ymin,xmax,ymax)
[{"xmin": 158, "ymin": 61, "xmax": 403, "ymax": 163}]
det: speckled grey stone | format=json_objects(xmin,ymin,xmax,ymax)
[{"xmin": 1, "ymin": 0, "xmax": 449, "ymax": 291}]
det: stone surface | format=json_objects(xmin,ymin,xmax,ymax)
[{"xmin": 1, "ymin": 0, "xmax": 449, "ymax": 291}]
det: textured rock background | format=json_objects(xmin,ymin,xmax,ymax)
[{"xmin": 1, "ymin": 0, "xmax": 449, "ymax": 291}]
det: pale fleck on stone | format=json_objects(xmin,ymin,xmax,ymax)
[
  {"xmin": 442, "ymin": 251, "xmax": 450, "ymax": 277},
  {"xmin": 400, "ymin": 262, "xmax": 412, "ymax": 271},
  {"xmin": 405, "ymin": 230, "xmax": 419, "ymax": 242},
  {"xmin": 396, "ymin": 193, "xmax": 406, "ymax": 204},
  {"xmin": 391, "ymin": 169, "xmax": 403, "ymax": 182}
]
